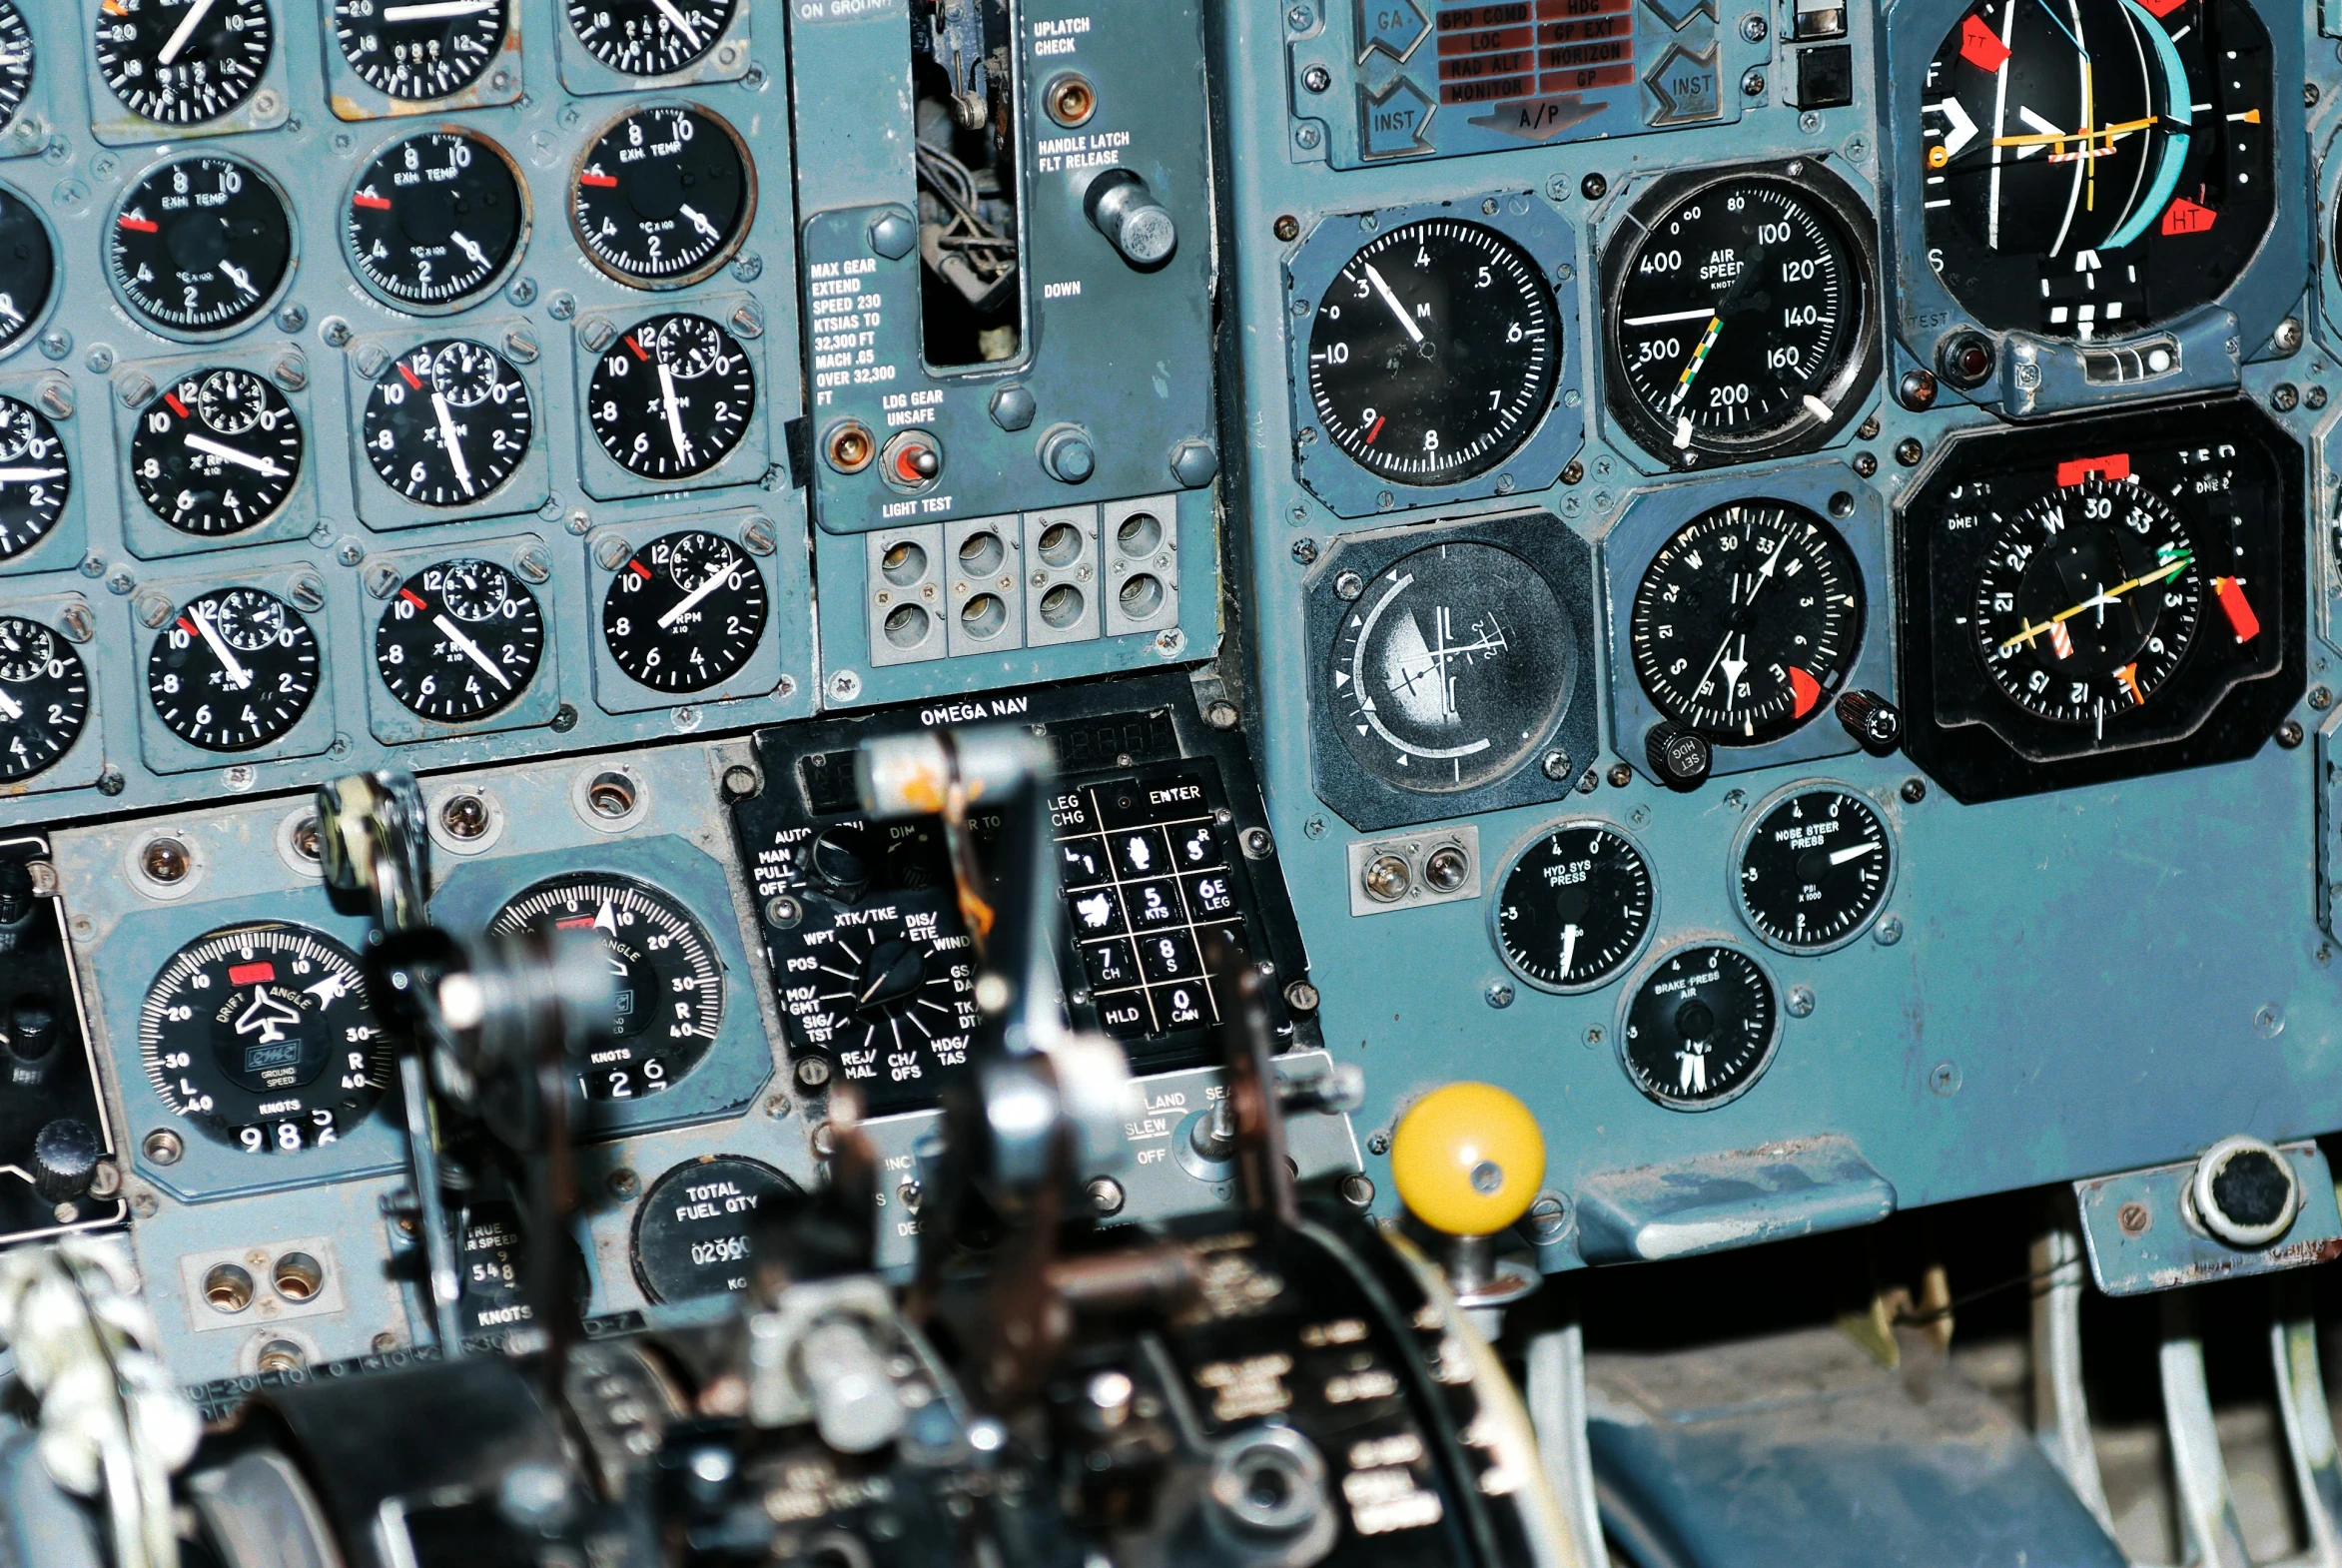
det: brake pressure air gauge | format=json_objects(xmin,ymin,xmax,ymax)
[{"xmin": 1621, "ymin": 944, "xmax": 1780, "ymax": 1110}]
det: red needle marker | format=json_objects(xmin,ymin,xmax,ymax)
[
  {"xmin": 164, "ymin": 392, "xmax": 190, "ymax": 418},
  {"xmin": 397, "ymin": 363, "xmax": 424, "ymax": 391},
  {"xmin": 175, "ymin": 617, "xmax": 200, "ymax": 638},
  {"xmin": 117, "ymin": 213, "xmax": 158, "ymax": 234},
  {"xmin": 629, "ymin": 560, "xmax": 653, "ymax": 580},
  {"xmin": 1365, "ymin": 414, "xmax": 1385, "ymax": 444},
  {"xmin": 625, "ymin": 335, "xmax": 650, "ymax": 362},
  {"xmin": 580, "ymin": 170, "xmax": 619, "ymax": 188},
  {"xmin": 398, "ymin": 589, "xmax": 428, "ymax": 611},
  {"xmin": 353, "ymin": 191, "xmax": 392, "ymax": 211}
]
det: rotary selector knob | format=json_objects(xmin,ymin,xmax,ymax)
[
  {"xmin": 6, "ymin": 996, "xmax": 56, "ymax": 1090},
  {"xmin": 1645, "ymin": 721, "xmax": 1713, "ymax": 792},
  {"xmin": 33, "ymin": 1117, "xmax": 100, "ymax": 1203},
  {"xmin": 802, "ymin": 826, "xmax": 875, "ymax": 902},
  {"xmin": 2188, "ymin": 1136, "xmax": 2301, "ymax": 1249},
  {"xmin": 1836, "ymin": 689, "xmax": 1903, "ymax": 756}
]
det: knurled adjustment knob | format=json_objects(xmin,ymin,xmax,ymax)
[
  {"xmin": 1645, "ymin": 721, "xmax": 1712, "ymax": 793},
  {"xmin": 33, "ymin": 1117, "xmax": 101, "ymax": 1204},
  {"xmin": 802, "ymin": 825, "xmax": 875, "ymax": 901},
  {"xmin": 0, "ymin": 857, "xmax": 32, "ymax": 930},
  {"xmin": 2188, "ymin": 1135, "xmax": 2301, "ymax": 1249},
  {"xmin": 1085, "ymin": 169, "xmax": 1176, "ymax": 269},
  {"xmin": 1389, "ymin": 1083, "xmax": 1545, "ymax": 1239},
  {"xmin": 1836, "ymin": 689, "xmax": 1903, "ymax": 756},
  {"xmin": 7, "ymin": 995, "xmax": 58, "ymax": 1091}
]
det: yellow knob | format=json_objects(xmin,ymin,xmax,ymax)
[{"xmin": 1388, "ymin": 1083, "xmax": 1546, "ymax": 1237}]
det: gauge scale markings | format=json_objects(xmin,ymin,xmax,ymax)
[
  {"xmin": 567, "ymin": 0, "xmax": 737, "ymax": 76},
  {"xmin": 363, "ymin": 338, "xmax": 534, "ymax": 505},
  {"xmin": 1735, "ymin": 787, "xmax": 1893, "ymax": 952},
  {"xmin": 145, "ymin": 586, "xmax": 321, "ymax": 752},
  {"xmin": 95, "ymin": 0, "xmax": 276, "ymax": 125},
  {"xmin": 376, "ymin": 558, "xmax": 544, "ymax": 721},
  {"xmin": 1492, "ymin": 824, "xmax": 1655, "ymax": 992},
  {"xmin": 109, "ymin": 155, "xmax": 294, "ymax": 337},
  {"xmin": 333, "ymin": 0, "xmax": 508, "ymax": 101},
  {"xmin": 0, "ymin": 616, "xmax": 88, "ymax": 783},
  {"xmin": 346, "ymin": 130, "xmax": 528, "ymax": 312},
  {"xmin": 0, "ymin": 394, "xmax": 68, "ymax": 559},
  {"xmin": 132, "ymin": 369, "xmax": 302, "ymax": 537}
]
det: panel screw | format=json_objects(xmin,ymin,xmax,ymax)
[
  {"xmin": 2117, "ymin": 1200, "xmax": 2151, "ymax": 1236},
  {"xmin": 1580, "ymin": 172, "xmax": 1607, "ymax": 200},
  {"xmin": 1086, "ymin": 1176, "xmax": 1126, "ymax": 1216},
  {"xmin": 1485, "ymin": 981, "xmax": 1514, "ymax": 1009},
  {"xmin": 289, "ymin": 573, "xmax": 327, "ymax": 612},
  {"xmin": 1929, "ymin": 1061, "xmax": 1960, "ymax": 1096},
  {"xmin": 1853, "ymin": 451, "xmax": 1878, "ymax": 477},
  {"xmin": 608, "ymin": 1169, "xmax": 639, "ymax": 1198},
  {"xmin": 37, "ymin": 381, "xmax": 72, "ymax": 419},
  {"xmin": 511, "ymin": 544, "xmax": 551, "ymax": 583},
  {"xmin": 1302, "ymin": 64, "xmax": 1331, "ymax": 92},
  {"xmin": 766, "ymin": 895, "xmax": 802, "ymax": 929},
  {"xmin": 321, "ymin": 318, "xmax": 354, "ymax": 349},
  {"xmin": 739, "ymin": 515, "xmax": 777, "ymax": 555},
  {"xmin": 1560, "ymin": 459, "xmax": 1584, "ymax": 484},
  {"xmin": 1204, "ymin": 699, "xmax": 1239, "ymax": 729},
  {"xmin": 795, "ymin": 1057, "xmax": 832, "ymax": 1090},
  {"xmin": 2272, "ymin": 383, "xmax": 2300, "ymax": 412},
  {"xmin": 1740, "ymin": 12, "xmax": 1767, "ymax": 39},
  {"xmin": 810, "ymin": 1123, "xmax": 836, "ymax": 1157},
  {"xmin": 1895, "ymin": 437, "xmax": 1924, "ymax": 466},
  {"xmin": 1542, "ymin": 749, "xmax": 1573, "ymax": 781},
  {"xmin": 1898, "ymin": 370, "xmax": 1939, "ymax": 410},
  {"xmin": 57, "ymin": 603, "xmax": 92, "ymax": 642},
  {"xmin": 1340, "ymin": 1174, "xmax": 1375, "ymax": 1208},
  {"xmin": 1584, "ymin": 1024, "xmax": 1605, "ymax": 1047},
  {"xmin": 1875, "ymin": 915, "xmax": 1905, "ymax": 946},
  {"xmin": 2279, "ymin": 719, "xmax": 2305, "ymax": 748},
  {"xmin": 1284, "ymin": 981, "xmax": 1320, "ymax": 1012},
  {"xmin": 1366, "ymin": 1132, "xmax": 1390, "ymax": 1156},
  {"xmin": 143, "ymin": 1130, "xmax": 183, "ymax": 1166},
  {"xmin": 580, "ymin": 319, "xmax": 617, "ymax": 353},
  {"xmin": 549, "ymin": 704, "xmax": 578, "ymax": 732},
  {"xmin": 828, "ymin": 669, "xmax": 864, "ymax": 702},
  {"xmin": 722, "ymin": 765, "xmax": 760, "ymax": 798},
  {"xmin": 2312, "ymin": 686, "xmax": 2332, "ymax": 710},
  {"xmin": 1856, "ymin": 414, "xmax": 1881, "ymax": 439},
  {"xmin": 1740, "ymin": 68, "xmax": 1766, "ymax": 97},
  {"xmin": 1608, "ymin": 762, "xmax": 1633, "ymax": 787},
  {"xmin": 2275, "ymin": 318, "xmax": 2305, "ymax": 356},
  {"xmin": 1786, "ymin": 986, "xmax": 1815, "ymax": 1018},
  {"xmin": 1291, "ymin": 537, "xmax": 1317, "ymax": 565},
  {"xmin": 2307, "ymin": 84, "xmax": 2322, "ymax": 108},
  {"xmin": 2311, "ymin": 387, "xmax": 2330, "ymax": 410},
  {"xmin": 1241, "ymin": 827, "xmax": 1275, "ymax": 860},
  {"xmin": 98, "ymin": 770, "xmax": 126, "ymax": 796},
  {"xmin": 766, "ymin": 1096, "xmax": 792, "ymax": 1120},
  {"xmin": 1333, "ymin": 569, "xmax": 1363, "ymax": 600}
]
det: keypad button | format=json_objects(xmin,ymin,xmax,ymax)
[
  {"xmin": 1067, "ymin": 885, "xmax": 1129, "ymax": 938},
  {"xmin": 1099, "ymin": 993, "xmax": 1155, "ymax": 1038},
  {"xmin": 1084, "ymin": 938, "xmax": 1143, "ymax": 992},
  {"xmin": 1151, "ymin": 981, "xmax": 1213, "ymax": 1029},
  {"xmin": 1182, "ymin": 869, "xmax": 1238, "ymax": 920},
  {"xmin": 1057, "ymin": 835, "xmax": 1112, "ymax": 889},
  {"xmin": 1111, "ymin": 826, "xmax": 1176, "ymax": 880},
  {"xmin": 1171, "ymin": 819, "xmax": 1224, "ymax": 870},
  {"xmin": 1136, "ymin": 929, "xmax": 1202, "ymax": 983},
  {"xmin": 1123, "ymin": 879, "xmax": 1184, "ymax": 931}
]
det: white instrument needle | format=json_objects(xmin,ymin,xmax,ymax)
[
  {"xmin": 429, "ymin": 392, "xmax": 477, "ymax": 496},
  {"xmin": 0, "ymin": 685, "xmax": 21, "ymax": 722},
  {"xmin": 221, "ymin": 260, "xmax": 254, "ymax": 297},
  {"xmin": 0, "ymin": 466, "xmax": 67, "ymax": 482},
  {"xmin": 1365, "ymin": 263, "xmax": 1424, "ymax": 345},
  {"xmin": 1829, "ymin": 842, "xmax": 1881, "ymax": 865},
  {"xmin": 185, "ymin": 433, "xmax": 286, "ymax": 476},
  {"xmin": 679, "ymin": 204, "xmax": 722, "ymax": 242},
  {"xmin": 187, "ymin": 606, "xmax": 251, "ymax": 689},
  {"xmin": 433, "ymin": 614, "xmax": 511, "ymax": 688},
  {"xmin": 450, "ymin": 231, "xmax": 489, "ymax": 270},
  {"xmin": 657, "ymin": 560, "xmax": 732, "ymax": 629},
  {"xmin": 1557, "ymin": 923, "xmax": 1580, "ymax": 978},
  {"xmin": 385, "ymin": 0, "xmax": 498, "ymax": 18},
  {"xmin": 159, "ymin": 0, "xmax": 217, "ymax": 67},
  {"xmin": 650, "ymin": 0, "xmax": 705, "ymax": 45},
  {"xmin": 657, "ymin": 361, "xmax": 693, "ymax": 461}
]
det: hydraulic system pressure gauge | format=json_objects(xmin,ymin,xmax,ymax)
[
  {"xmin": 93, "ymin": 0, "xmax": 276, "ymax": 125},
  {"xmin": 1628, "ymin": 500, "xmax": 1866, "ymax": 746},
  {"xmin": 0, "ymin": 186, "xmax": 52, "ymax": 359},
  {"xmin": 487, "ymin": 875, "xmax": 726, "ymax": 1102},
  {"xmin": 375, "ymin": 558, "xmax": 544, "ymax": 721},
  {"xmin": 587, "ymin": 313, "xmax": 756, "ymax": 479},
  {"xmin": 1621, "ymin": 944, "xmax": 1779, "ymax": 1110},
  {"xmin": 1304, "ymin": 218, "xmax": 1560, "ymax": 485},
  {"xmin": 109, "ymin": 156, "xmax": 295, "ymax": 339},
  {"xmin": 1602, "ymin": 165, "xmax": 1879, "ymax": 466},
  {"xmin": 333, "ymin": 0, "xmax": 507, "ymax": 101},
  {"xmin": 601, "ymin": 529, "xmax": 768, "ymax": 691},
  {"xmin": 567, "ymin": 0, "xmax": 737, "ymax": 75},
  {"xmin": 0, "ymin": 617, "xmax": 89, "ymax": 783},
  {"xmin": 346, "ymin": 130, "xmax": 529, "ymax": 313},
  {"xmin": 1734, "ymin": 786, "xmax": 1893, "ymax": 953},
  {"xmin": 130, "ymin": 369, "xmax": 302, "ymax": 537},
  {"xmin": 145, "ymin": 586, "xmax": 321, "ymax": 751},
  {"xmin": 1491, "ymin": 823, "xmax": 1656, "ymax": 993},
  {"xmin": 1328, "ymin": 540, "xmax": 1578, "ymax": 793},
  {"xmin": 1917, "ymin": 0, "xmax": 2275, "ymax": 339},
  {"xmin": 0, "ymin": 4, "xmax": 33, "ymax": 137},
  {"xmin": 571, "ymin": 106, "xmax": 754, "ymax": 289},
  {"xmin": 362, "ymin": 338, "xmax": 534, "ymax": 505},
  {"xmin": 0, "ymin": 395, "xmax": 69, "ymax": 560},
  {"xmin": 138, "ymin": 923, "xmax": 393, "ymax": 1153}
]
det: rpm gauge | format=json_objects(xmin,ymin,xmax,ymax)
[
  {"xmin": 1604, "ymin": 166, "xmax": 1877, "ymax": 466},
  {"xmin": 0, "ymin": 4, "xmax": 32, "ymax": 138},
  {"xmin": 587, "ymin": 312, "xmax": 756, "ymax": 479},
  {"xmin": 109, "ymin": 155, "xmax": 295, "ymax": 339},
  {"xmin": 1491, "ymin": 823, "xmax": 1655, "ymax": 993},
  {"xmin": 138, "ymin": 923, "xmax": 393, "ymax": 1153},
  {"xmin": 363, "ymin": 338, "xmax": 534, "ymax": 505},
  {"xmin": 487, "ymin": 875, "xmax": 725, "ymax": 1102},
  {"xmin": 0, "ymin": 617, "xmax": 89, "ymax": 783},
  {"xmin": 0, "ymin": 394, "xmax": 68, "ymax": 560},
  {"xmin": 1735, "ymin": 787, "xmax": 1893, "ymax": 953},
  {"xmin": 0, "ymin": 185, "xmax": 53, "ymax": 359},
  {"xmin": 333, "ymin": 0, "xmax": 508, "ymax": 101},
  {"xmin": 1917, "ymin": 0, "xmax": 2275, "ymax": 338},
  {"xmin": 346, "ymin": 130, "xmax": 529, "ymax": 313},
  {"xmin": 1621, "ymin": 945, "xmax": 1779, "ymax": 1110},
  {"xmin": 93, "ymin": 0, "xmax": 276, "ymax": 126},
  {"xmin": 1304, "ymin": 218, "xmax": 1559, "ymax": 485},
  {"xmin": 571, "ymin": 105, "xmax": 754, "ymax": 288},
  {"xmin": 1328, "ymin": 540, "xmax": 1577, "ymax": 793},
  {"xmin": 1629, "ymin": 500, "xmax": 1866, "ymax": 746},
  {"xmin": 131, "ymin": 369, "xmax": 303, "ymax": 536},
  {"xmin": 145, "ymin": 586, "xmax": 320, "ymax": 751},
  {"xmin": 375, "ymin": 557, "xmax": 544, "ymax": 721},
  {"xmin": 567, "ymin": 0, "xmax": 737, "ymax": 75},
  {"xmin": 601, "ymin": 529, "xmax": 767, "ymax": 691}
]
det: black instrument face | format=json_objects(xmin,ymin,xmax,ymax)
[
  {"xmin": 1621, "ymin": 944, "xmax": 1779, "ymax": 1110},
  {"xmin": 333, "ymin": 0, "xmax": 507, "ymax": 100},
  {"xmin": 630, "ymin": 1156, "xmax": 796, "ymax": 1304},
  {"xmin": 363, "ymin": 339, "xmax": 534, "ymax": 505},
  {"xmin": 138, "ymin": 923, "xmax": 393, "ymax": 1153},
  {"xmin": 1918, "ymin": 0, "xmax": 2275, "ymax": 338},
  {"xmin": 1304, "ymin": 219, "xmax": 1559, "ymax": 485},
  {"xmin": 375, "ymin": 558, "xmax": 544, "ymax": 721},
  {"xmin": 571, "ymin": 106, "xmax": 754, "ymax": 288},
  {"xmin": 0, "ymin": 4, "xmax": 32, "ymax": 136},
  {"xmin": 0, "ymin": 617, "xmax": 89, "ymax": 783},
  {"xmin": 109, "ymin": 156, "xmax": 293, "ymax": 337},
  {"xmin": 1328, "ymin": 540, "xmax": 1576, "ymax": 792},
  {"xmin": 1492, "ymin": 823, "xmax": 1655, "ymax": 993},
  {"xmin": 1736, "ymin": 787, "xmax": 1892, "ymax": 952},
  {"xmin": 145, "ymin": 586, "xmax": 320, "ymax": 751},
  {"xmin": 131, "ymin": 369, "xmax": 301, "ymax": 536},
  {"xmin": 567, "ymin": 0, "xmax": 736, "ymax": 75},
  {"xmin": 1605, "ymin": 171, "xmax": 1875, "ymax": 465},
  {"xmin": 1972, "ymin": 477, "xmax": 2201, "ymax": 727},
  {"xmin": 1629, "ymin": 500, "xmax": 1865, "ymax": 746},
  {"xmin": 94, "ymin": 0, "xmax": 276, "ymax": 125},
  {"xmin": 346, "ymin": 130, "xmax": 528, "ymax": 312},
  {"xmin": 0, "ymin": 396, "xmax": 69, "ymax": 559},
  {"xmin": 601, "ymin": 529, "xmax": 767, "ymax": 691},
  {"xmin": 0, "ymin": 185, "xmax": 53, "ymax": 358},
  {"xmin": 487, "ymin": 875, "xmax": 725, "ymax": 1102},
  {"xmin": 588, "ymin": 313, "xmax": 755, "ymax": 478}
]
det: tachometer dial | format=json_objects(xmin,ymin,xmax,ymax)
[
  {"xmin": 1629, "ymin": 500, "xmax": 1866, "ymax": 746},
  {"xmin": 333, "ymin": 0, "xmax": 507, "ymax": 101},
  {"xmin": 1491, "ymin": 823, "xmax": 1656, "ymax": 992},
  {"xmin": 601, "ymin": 529, "xmax": 767, "ymax": 691},
  {"xmin": 1304, "ymin": 219, "xmax": 1559, "ymax": 485},
  {"xmin": 1620, "ymin": 945, "xmax": 1779, "ymax": 1110},
  {"xmin": 566, "ymin": 0, "xmax": 736, "ymax": 75},
  {"xmin": 0, "ymin": 185, "xmax": 53, "ymax": 358},
  {"xmin": 0, "ymin": 617, "xmax": 88, "ymax": 783},
  {"xmin": 362, "ymin": 338, "xmax": 534, "ymax": 505},
  {"xmin": 587, "ymin": 313, "xmax": 755, "ymax": 478},
  {"xmin": 346, "ymin": 130, "xmax": 528, "ymax": 313},
  {"xmin": 1735, "ymin": 786, "xmax": 1893, "ymax": 952},
  {"xmin": 1972, "ymin": 477, "xmax": 2201, "ymax": 727},
  {"xmin": 1917, "ymin": 0, "xmax": 2274, "ymax": 338},
  {"xmin": 108, "ymin": 155, "xmax": 294, "ymax": 338},
  {"xmin": 138, "ymin": 923, "xmax": 392, "ymax": 1153},
  {"xmin": 131, "ymin": 368, "xmax": 302, "ymax": 536},
  {"xmin": 375, "ymin": 557, "xmax": 544, "ymax": 720},
  {"xmin": 145, "ymin": 586, "xmax": 320, "ymax": 751},
  {"xmin": 1604, "ymin": 167, "xmax": 1877, "ymax": 465},
  {"xmin": 0, "ymin": 4, "xmax": 34, "ymax": 136},
  {"xmin": 571, "ymin": 105, "xmax": 754, "ymax": 288},
  {"xmin": 0, "ymin": 395, "xmax": 68, "ymax": 559},
  {"xmin": 487, "ymin": 875, "xmax": 725, "ymax": 1102},
  {"xmin": 94, "ymin": 0, "xmax": 276, "ymax": 125}
]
